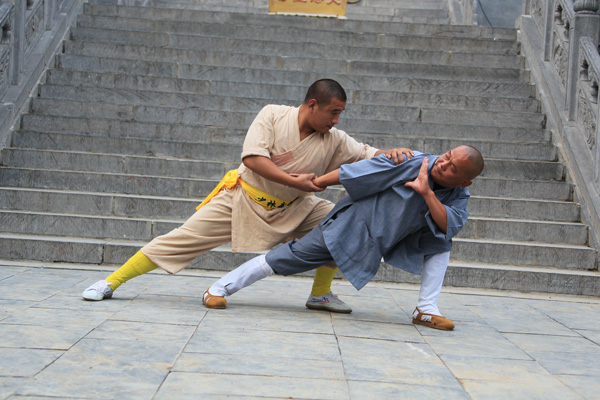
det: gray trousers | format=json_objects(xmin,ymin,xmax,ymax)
[
  {"xmin": 209, "ymin": 221, "xmax": 450, "ymax": 316},
  {"xmin": 266, "ymin": 224, "xmax": 333, "ymax": 276}
]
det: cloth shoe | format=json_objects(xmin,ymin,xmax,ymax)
[
  {"xmin": 82, "ymin": 280, "xmax": 113, "ymax": 301},
  {"xmin": 203, "ymin": 290, "xmax": 227, "ymax": 309},
  {"xmin": 305, "ymin": 292, "xmax": 352, "ymax": 313},
  {"xmin": 412, "ymin": 307, "xmax": 454, "ymax": 330}
]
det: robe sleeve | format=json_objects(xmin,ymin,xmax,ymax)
[
  {"xmin": 241, "ymin": 105, "xmax": 276, "ymax": 160},
  {"xmin": 339, "ymin": 153, "xmax": 427, "ymax": 201},
  {"xmin": 323, "ymin": 129, "xmax": 379, "ymax": 172},
  {"xmin": 425, "ymin": 187, "xmax": 470, "ymax": 241}
]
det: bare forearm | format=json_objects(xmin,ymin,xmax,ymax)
[
  {"xmin": 313, "ymin": 169, "xmax": 340, "ymax": 188},
  {"xmin": 422, "ymin": 190, "xmax": 447, "ymax": 233},
  {"xmin": 243, "ymin": 155, "xmax": 322, "ymax": 192},
  {"xmin": 243, "ymin": 156, "xmax": 296, "ymax": 187}
]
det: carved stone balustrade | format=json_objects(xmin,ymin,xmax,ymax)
[
  {"xmin": 520, "ymin": 0, "xmax": 600, "ymax": 252},
  {"xmin": 0, "ymin": 0, "xmax": 82, "ymax": 150}
]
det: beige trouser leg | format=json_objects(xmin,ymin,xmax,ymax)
[
  {"xmin": 292, "ymin": 199, "xmax": 335, "ymax": 238},
  {"xmin": 142, "ymin": 189, "xmax": 233, "ymax": 274}
]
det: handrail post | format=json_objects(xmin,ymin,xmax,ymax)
[{"xmin": 566, "ymin": 0, "xmax": 600, "ymax": 120}]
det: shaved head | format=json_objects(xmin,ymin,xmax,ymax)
[
  {"xmin": 457, "ymin": 145, "xmax": 484, "ymax": 180},
  {"xmin": 303, "ymin": 79, "xmax": 347, "ymax": 107}
]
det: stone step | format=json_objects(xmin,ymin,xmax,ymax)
[
  {"xmin": 44, "ymin": 69, "xmax": 536, "ymax": 99},
  {"xmin": 10, "ymin": 130, "xmax": 246, "ymax": 162},
  {"xmin": 55, "ymin": 53, "xmax": 528, "ymax": 84},
  {"xmin": 29, "ymin": 95, "xmax": 420, "ymax": 123},
  {"xmin": 65, "ymin": 33, "xmax": 523, "ymax": 71},
  {"xmin": 72, "ymin": 16, "xmax": 517, "ymax": 57},
  {"xmin": 452, "ymin": 238, "xmax": 596, "ymax": 270},
  {"xmin": 468, "ymin": 196, "xmax": 581, "ymax": 222},
  {"xmin": 14, "ymin": 118, "xmax": 556, "ymax": 164},
  {"xmin": 35, "ymin": 82, "xmax": 540, "ymax": 114},
  {"xmin": 352, "ymin": 137, "xmax": 556, "ymax": 162},
  {"xmin": 474, "ymin": 158, "xmax": 563, "ymax": 181},
  {"xmin": 0, "ymin": 187, "xmax": 581, "ymax": 223},
  {"xmin": 434, "ymin": 261, "xmax": 600, "ymax": 296},
  {"xmin": 468, "ymin": 177, "xmax": 572, "ymax": 202},
  {"xmin": 27, "ymin": 96, "xmax": 541, "ymax": 130},
  {"xmin": 348, "ymin": 5, "xmax": 448, "ymax": 15},
  {"xmin": 0, "ymin": 148, "xmax": 229, "ymax": 179},
  {"xmin": 0, "ymin": 220, "xmax": 593, "ymax": 269},
  {"xmin": 0, "ymin": 148, "xmax": 565, "ymax": 182},
  {"xmin": 0, "ymin": 187, "xmax": 201, "ymax": 220},
  {"xmin": 83, "ymin": 2, "xmax": 516, "ymax": 41},
  {"xmin": 0, "ymin": 210, "xmax": 177, "ymax": 241},
  {"xmin": 349, "ymin": 0, "xmax": 447, "ymax": 7},
  {"xmin": 0, "ymin": 210, "xmax": 587, "ymax": 246},
  {"xmin": 0, "ymin": 166, "xmax": 573, "ymax": 201},
  {"xmin": 30, "ymin": 89, "xmax": 545, "ymax": 131},
  {"xmin": 458, "ymin": 217, "xmax": 588, "ymax": 246},
  {"xmin": 14, "ymin": 106, "xmax": 550, "ymax": 145},
  {"xmin": 19, "ymin": 112, "xmax": 550, "ymax": 150},
  {"xmin": 0, "ymin": 167, "xmax": 219, "ymax": 198},
  {"xmin": 11, "ymin": 127, "xmax": 555, "ymax": 163},
  {"xmin": 0, "ymin": 233, "xmax": 597, "ymax": 295}
]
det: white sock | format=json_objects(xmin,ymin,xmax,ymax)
[
  {"xmin": 208, "ymin": 255, "xmax": 274, "ymax": 297},
  {"xmin": 417, "ymin": 251, "xmax": 450, "ymax": 315}
]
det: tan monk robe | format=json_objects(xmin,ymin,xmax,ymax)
[{"xmin": 142, "ymin": 105, "xmax": 378, "ymax": 274}]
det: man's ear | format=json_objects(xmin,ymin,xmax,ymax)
[
  {"xmin": 307, "ymin": 98, "xmax": 318, "ymax": 111},
  {"xmin": 458, "ymin": 180, "xmax": 472, "ymax": 188}
]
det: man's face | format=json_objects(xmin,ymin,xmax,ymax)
[
  {"xmin": 308, "ymin": 98, "xmax": 346, "ymax": 134},
  {"xmin": 430, "ymin": 148, "xmax": 473, "ymax": 188}
]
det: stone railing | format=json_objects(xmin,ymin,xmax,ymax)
[
  {"xmin": 0, "ymin": 0, "xmax": 82, "ymax": 150},
  {"xmin": 447, "ymin": 0, "xmax": 478, "ymax": 25},
  {"xmin": 519, "ymin": 0, "xmax": 600, "ymax": 249}
]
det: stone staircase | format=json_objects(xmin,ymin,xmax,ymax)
[{"xmin": 0, "ymin": 0, "xmax": 598, "ymax": 295}]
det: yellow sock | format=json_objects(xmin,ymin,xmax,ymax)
[
  {"xmin": 311, "ymin": 265, "xmax": 337, "ymax": 296},
  {"xmin": 105, "ymin": 250, "xmax": 158, "ymax": 291}
]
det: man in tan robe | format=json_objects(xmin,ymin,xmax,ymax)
[{"xmin": 82, "ymin": 79, "xmax": 412, "ymax": 313}]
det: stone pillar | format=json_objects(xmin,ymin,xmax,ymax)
[
  {"xmin": 596, "ymin": 119, "xmax": 600, "ymax": 183},
  {"xmin": 45, "ymin": 0, "xmax": 56, "ymax": 30},
  {"xmin": 566, "ymin": 0, "xmax": 600, "ymax": 120},
  {"xmin": 543, "ymin": 0, "xmax": 556, "ymax": 61},
  {"xmin": 10, "ymin": 0, "xmax": 25, "ymax": 85}
]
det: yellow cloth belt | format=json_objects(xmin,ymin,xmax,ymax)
[{"xmin": 197, "ymin": 169, "xmax": 293, "ymax": 211}]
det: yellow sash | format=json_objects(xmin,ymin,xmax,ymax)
[{"xmin": 197, "ymin": 169, "xmax": 293, "ymax": 211}]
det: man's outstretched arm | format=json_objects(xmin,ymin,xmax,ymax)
[
  {"xmin": 243, "ymin": 155, "xmax": 324, "ymax": 192},
  {"xmin": 312, "ymin": 168, "xmax": 340, "ymax": 189},
  {"xmin": 404, "ymin": 158, "xmax": 448, "ymax": 233}
]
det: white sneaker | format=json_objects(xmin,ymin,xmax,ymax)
[
  {"xmin": 305, "ymin": 292, "xmax": 352, "ymax": 313},
  {"xmin": 82, "ymin": 280, "xmax": 114, "ymax": 301}
]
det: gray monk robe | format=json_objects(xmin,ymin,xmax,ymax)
[{"xmin": 269, "ymin": 152, "xmax": 470, "ymax": 290}]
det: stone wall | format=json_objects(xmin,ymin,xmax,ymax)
[{"xmin": 519, "ymin": 0, "xmax": 600, "ymax": 251}]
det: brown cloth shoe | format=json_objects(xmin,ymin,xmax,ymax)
[
  {"xmin": 203, "ymin": 290, "xmax": 227, "ymax": 309},
  {"xmin": 412, "ymin": 308, "xmax": 455, "ymax": 330}
]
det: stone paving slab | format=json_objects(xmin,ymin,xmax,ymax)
[{"xmin": 1, "ymin": 263, "xmax": 600, "ymax": 399}]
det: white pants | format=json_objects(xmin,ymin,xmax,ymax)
[
  {"xmin": 417, "ymin": 251, "xmax": 451, "ymax": 316},
  {"xmin": 208, "ymin": 255, "xmax": 274, "ymax": 297},
  {"xmin": 209, "ymin": 250, "xmax": 451, "ymax": 316}
]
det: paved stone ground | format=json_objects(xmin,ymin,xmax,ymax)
[{"xmin": 1, "ymin": 262, "xmax": 600, "ymax": 399}]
